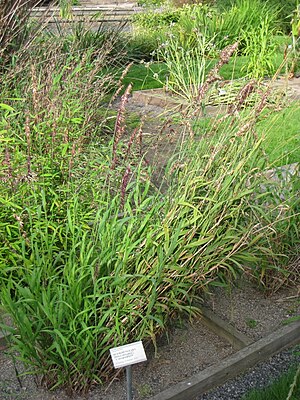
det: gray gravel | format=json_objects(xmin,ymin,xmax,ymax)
[{"xmin": 197, "ymin": 346, "xmax": 300, "ymax": 400}]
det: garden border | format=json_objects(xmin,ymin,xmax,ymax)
[
  {"xmin": 148, "ymin": 320, "xmax": 300, "ymax": 400},
  {"xmin": 200, "ymin": 306, "xmax": 253, "ymax": 351}
]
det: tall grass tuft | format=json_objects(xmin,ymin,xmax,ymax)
[
  {"xmin": 1, "ymin": 83, "xmax": 299, "ymax": 391},
  {"xmin": 0, "ymin": 8, "xmax": 299, "ymax": 393},
  {"xmin": 0, "ymin": 0, "xmax": 48, "ymax": 64}
]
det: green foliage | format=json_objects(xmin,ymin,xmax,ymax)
[
  {"xmin": 0, "ymin": 0, "xmax": 35, "ymax": 63},
  {"xmin": 121, "ymin": 62, "xmax": 168, "ymax": 90},
  {"xmin": 2, "ymin": 95, "xmax": 299, "ymax": 390},
  {"xmin": 132, "ymin": 8, "xmax": 181, "ymax": 31},
  {"xmin": 165, "ymin": 1, "xmax": 279, "ymax": 53},
  {"xmin": 119, "ymin": 50, "xmax": 286, "ymax": 92},
  {"xmin": 59, "ymin": 0, "xmax": 81, "ymax": 18},
  {"xmin": 242, "ymin": 365, "xmax": 300, "ymax": 400},
  {"xmin": 46, "ymin": 19, "xmax": 126, "ymax": 63},
  {"xmin": 125, "ymin": 33, "xmax": 160, "ymax": 61},
  {"xmin": 268, "ymin": 0, "xmax": 297, "ymax": 34},
  {"xmin": 2, "ymin": 71, "xmax": 300, "ymax": 390},
  {"xmin": 246, "ymin": 318, "xmax": 258, "ymax": 328},
  {"xmin": 156, "ymin": 31, "xmax": 216, "ymax": 101},
  {"xmin": 1, "ymin": 176, "xmax": 169, "ymax": 391},
  {"xmin": 175, "ymin": 3, "xmax": 219, "ymax": 44},
  {"xmin": 288, "ymin": 3, "xmax": 300, "ymax": 76},
  {"xmin": 0, "ymin": 50, "xmax": 117, "ymax": 186},
  {"xmin": 133, "ymin": 0, "xmax": 281, "ymax": 79},
  {"xmin": 216, "ymin": 0, "xmax": 279, "ymax": 51},
  {"xmin": 131, "ymin": 8, "xmax": 182, "ymax": 60},
  {"xmin": 137, "ymin": 0, "xmax": 168, "ymax": 8},
  {"xmin": 257, "ymin": 102, "xmax": 300, "ymax": 165},
  {"xmin": 241, "ymin": 15, "xmax": 277, "ymax": 78},
  {"xmin": 215, "ymin": 0, "xmax": 294, "ymax": 34}
]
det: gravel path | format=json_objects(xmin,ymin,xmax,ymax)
[
  {"xmin": 197, "ymin": 346, "xmax": 300, "ymax": 400},
  {"xmin": 205, "ymin": 281, "xmax": 300, "ymax": 341}
]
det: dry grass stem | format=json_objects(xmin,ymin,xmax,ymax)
[
  {"xmin": 197, "ymin": 42, "xmax": 239, "ymax": 103},
  {"xmin": 112, "ymin": 84, "xmax": 132, "ymax": 169}
]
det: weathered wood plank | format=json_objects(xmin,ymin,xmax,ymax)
[
  {"xmin": 31, "ymin": 5, "xmax": 141, "ymax": 15},
  {"xmin": 149, "ymin": 320, "xmax": 300, "ymax": 400},
  {"xmin": 30, "ymin": 5, "xmax": 142, "ymax": 23},
  {"xmin": 200, "ymin": 306, "xmax": 253, "ymax": 350}
]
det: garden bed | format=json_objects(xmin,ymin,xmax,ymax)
[
  {"xmin": 1, "ymin": 282, "xmax": 299, "ymax": 400},
  {"xmin": 1, "ymin": 75, "xmax": 299, "ymax": 400},
  {"xmin": 1, "ymin": 2, "xmax": 300, "ymax": 396},
  {"xmin": 205, "ymin": 280, "xmax": 300, "ymax": 342}
]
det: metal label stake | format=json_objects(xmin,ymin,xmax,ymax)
[
  {"xmin": 126, "ymin": 365, "xmax": 133, "ymax": 400},
  {"xmin": 110, "ymin": 340, "xmax": 147, "ymax": 400}
]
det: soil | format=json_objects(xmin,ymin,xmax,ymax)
[
  {"xmin": 205, "ymin": 281, "xmax": 300, "ymax": 341},
  {"xmin": 0, "ymin": 78, "xmax": 299, "ymax": 400}
]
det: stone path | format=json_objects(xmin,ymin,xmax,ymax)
[
  {"xmin": 131, "ymin": 77, "xmax": 300, "ymax": 112},
  {"xmin": 271, "ymin": 76, "xmax": 300, "ymax": 100}
]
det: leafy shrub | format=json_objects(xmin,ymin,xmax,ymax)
[
  {"xmin": 262, "ymin": 0, "xmax": 296, "ymax": 35},
  {"xmin": 132, "ymin": 8, "xmax": 181, "ymax": 30},
  {"xmin": 137, "ymin": 0, "xmax": 168, "ymax": 7},
  {"xmin": 215, "ymin": 0, "xmax": 295, "ymax": 34},
  {"xmin": 206, "ymin": 0, "xmax": 280, "ymax": 52},
  {"xmin": 156, "ymin": 0, "xmax": 279, "ymax": 52},
  {"xmin": 150, "ymin": 0, "xmax": 281, "ymax": 79},
  {"xmin": 131, "ymin": 8, "xmax": 182, "ymax": 60},
  {"xmin": 125, "ymin": 33, "xmax": 160, "ymax": 61}
]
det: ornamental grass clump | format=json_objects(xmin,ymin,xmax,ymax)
[
  {"xmin": 0, "ymin": 18, "xmax": 299, "ymax": 394},
  {"xmin": 0, "ymin": 0, "xmax": 52, "ymax": 65},
  {"xmin": 2, "ymin": 84, "xmax": 299, "ymax": 392},
  {"xmin": 0, "ymin": 31, "xmax": 123, "ymax": 186}
]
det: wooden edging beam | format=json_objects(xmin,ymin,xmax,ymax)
[
  {"xmin": 149, "ymin": 320, "xmax": 300, "ymax": 400},
  {"xmin": 33, "ymin": 5, "xmax": 138, "ymax": 12},
  {"xmin": 200, "ymin": 306, "xmax": 253, "ymax": 350}
]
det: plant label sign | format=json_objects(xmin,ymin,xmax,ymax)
[{"xmin": 110, "ymin": 341, "xmax": 147, "ymax": 369}]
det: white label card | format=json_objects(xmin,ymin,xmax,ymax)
[{"xmin": 110, "ymin": 340, "xmax": 147, "ymax": 369}]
